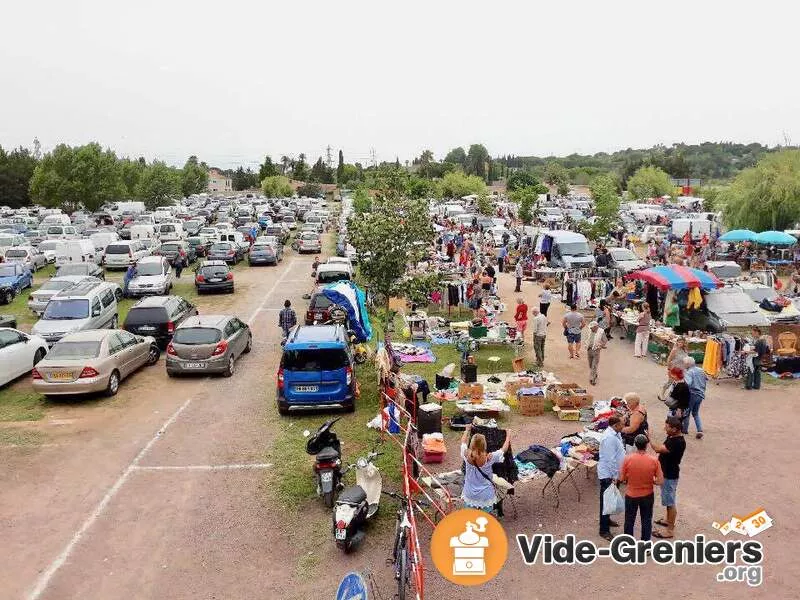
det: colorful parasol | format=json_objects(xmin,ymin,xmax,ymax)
[{"xmin": 626, "ymin": 265, "xmax": 723, "ymax": 291}]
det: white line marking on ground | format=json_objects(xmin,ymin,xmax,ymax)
[
  {"xmin": 29, "ymin": 257, "xmax": 302, "ymax": 599},
  {"xmin": 27, "ymin": 397, "xmax": 193, "ymax": 600},
  {"xmin": 133, "ymin": 463, "xmax": 272, "ymax": 471}
]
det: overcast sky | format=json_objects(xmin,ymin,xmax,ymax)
[{"xmin": 2, "ymin": 0, "xmax": 798, "ymax": 169}]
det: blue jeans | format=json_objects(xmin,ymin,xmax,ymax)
[
  {"xmin": 682, "ymin": 395, "xmax": 703, "ymax": 433},
  {"xmin": 599, "ymin": 478, "xmax": 613, "ymax": 533},
  {"xmin": 745, "ymin": 365, "xmax": 761, "ymax": 390},
  {"xmin": 624, "ymin": 493, "xmax": 654, "ymax": 541}
]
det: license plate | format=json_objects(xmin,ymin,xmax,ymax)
[
  {"xmin": 295, "ymin": 385, "xmax": 318, "ymax": 392},
  {"xmin": 184, "ymin": 362, "xmax": 206, "ymax": 369},
  {"xmin": 335, "ymin": 528, "xmax": 347, "ymax": 540},
  {"xmin": 321, "ymin": 471, "xmax": 333, "ymax": 482},
  {"xmin": 49, "ymin": 371, "xmax": 74, "ymax": 381},
  {"xmin": 138, "ymin": 326, "xmax": 156, "ymax": 331},
  {"xmin": 209, "ymin": 278, "xmax": 222, "ymax": 283},
  {"xmin": 315, "ymin": 312, "xmax": 323, "ymax": 319}
]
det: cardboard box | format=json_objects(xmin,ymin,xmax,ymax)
[
  {"xmin": 505, "ymin": 378, "xmax": 534, "ymax": 395},
  {"xmin": 558, "ymin": 409, "xmax": 581, "ymax": 421},
  {"xmin": 458, "ymin": 383, "xmax": 484, "ymax": 399}
]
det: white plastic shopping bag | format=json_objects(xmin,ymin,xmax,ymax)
[{"xmin": 602, "ymin": 483, "xmax": 624, "ymax": 516}]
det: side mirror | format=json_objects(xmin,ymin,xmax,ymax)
[{"xmin": 92, "ymin": 308, "xmax": 101, "ymax": 317}]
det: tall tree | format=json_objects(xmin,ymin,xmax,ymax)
[
  {"xmin": 439, "ymin": 171, "xmax": 486, "ymax": 199},
  {"xmin": 258, "ymin": 156, "xmax": 279, "ymax": 180},
  {"xmin": 352, "ymin": 185, "xmax": 372, "ymax": 214},
  {"xmin": 627, "ymin": 165, "xmax": 673, "ymax": 199},
  {"xmin": 135, "ymin": 161, "xmax": 181, "ymax": 210},
  {"xmin": 261, "ymin": 175, "xmax": 293, "ymax": 198},
  {"xmin": 586, "ymin": 173, "xmax": 621, "ymax": 239},
  {"xmin": 0, "ymin": 145, "xmax": 38, "ymax": 208},
  {"xmin": 444, "ymin": 147, "xmax": 467, "ymax": 167},
  {"xmin": 507, "ymin": 170, "xmax": 548, "ymax": 193},
  {"xmin": 293, "ymin": 153, "xmax": 309, "ymax": 181},
  {"xmin": 417, "ymin": 149, "xmax": 434, "ymax": 178},
  {"xmin": 280, "ymin": 155, "xmax": 291, "ymax": 175},
  {"xmin": 119, "ymin": 157, "xmax": 146, "ymax": 199},
  {"xmin": 544, "ymin": 161, "xmax": 571, "ymax": 195},
  {"xmin": 309, "ymin": 157, "xmax": 333, "ymax": 183},
  {"xmin": 29, "ymin": 142, "xmax": 123, "ymax": 212},
  {"xmin": 181, "ymin": 156, "xmax": 209, "ymax": 196},
  {"xmin": 336, "ymin": 149, "xmax": 345, "ymax": 183},
  {"xmin": 466, "ymin": 144, "xmax": 490, "ymax": 180}
]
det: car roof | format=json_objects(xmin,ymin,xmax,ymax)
[
  {"xmin": 541, "ymin": 230, "xmax": 587, "ymax": 242},
  {"xmin": 285, "ymin": 325, "xmax": 346, "ymax": 348},
  {"xmin": 179, "ymin": 315, "xmax": 231, "ymax": 329},
  {"xmin": 316, "ymin": 263, "xmax": 348, "ymax": 273},
  {"xmin": 137, "ymin": 255, "xmax": 165, "ymax": 264}
]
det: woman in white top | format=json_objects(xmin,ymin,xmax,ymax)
[{"xmin": 538, "ymin": 282, "xmax": 552, "ymax": 316}]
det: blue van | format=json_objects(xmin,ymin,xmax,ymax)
[{"xmin": 277, "ymin": 325, "xmax": 356, "ymax": 415}]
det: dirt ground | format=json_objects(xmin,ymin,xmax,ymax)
[{"xmin": 2, "ymin": 249, "xmax": 800, "ymax": 600}]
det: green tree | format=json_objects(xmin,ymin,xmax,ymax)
[
  {"xmin": 693, "ymin": 185, "xmax": 724, "ymax": 213},
  {"xmin": 444, "ymin": 147, "xmax": 467, "ymax": 167},
  {"xmin": 627, "ymin": 165, "xmax": 674, "ymax": 199},
  {"xmin": 476, "ymin": 192, "xmax": 492, "ymax": 215},
  {"xmin": 336, "ymin": 150, "xmax": 345, "ymax": 183},
  {"xmin": 258, "ymin": 156, "xmax": 279, "ymax": 180},
  {"xmin": 297, "ymin": 182, "xmax": 323, "ymax": 197},
  {"xmin": 261, "ymin": 175, "xmax": 293, "ymax": 198},
  {"xmin": 439, "ymin": 171, "xmax": 486, "ymax": 199},
  {"xmin": 0, "ymin": 145, "xmax": 38, "ymax": 208},
  {"xmin": 181, "ymin": 156, "xmax": 209, "ymax": 196},
  {"xmin": 407, "ymin": 176, "xmax": 433, "ymax": 199},
  {"xmin": 466, "ymin": 144, "xmax": 490, "ymax": 180},
  {"xmin": 118, "ymin": 157, "xmax": 146, "ymax": 199},
  {"xmin": 352, "ymin": 186, "xmax": 372, "ymax": 214},
  {"xmin": 721, "ymin": 149, "xmax": 800, "ymax": 231},
  {"xmin": 347, "ymin": 192, "xmax": 437, "ymax": 335},
  {"xmin": 544, "ymin": 161, "xmax": 571, "ymax": 196},
  {"xmin": 309, "ymin": 157, "xmax": 334, "ymax": 183},
  {"xmin": 135, "ymin": 161, "xmax": 181, "ymax": 210},
  {"xmin": 586, "ymin": 173, "xmax": 621, "ymax": 239},
  {"xmin": 232, "ymin": 166, "xmax": 259, "ymax": 191},
  {"xmin": 417, "ymin": 149, "xmax": 435, "ymax": 178},
  {"xmin": 293, "ymin": 154, "xmax": 309, "ymax": 181},
  {"xmin": 506, "ymin": 170, "xmax": 548, "ymax": 193},
  {"xmin": 29, "ymin": 142, "xmax": 123, "ymax": 212},
  {"xmin": 338, "ymin": 164, "xmax": 361, "ymax": 186},
  {"xmin": 510, "ymin": 186, "xmax": 542, "ymax": 225}
]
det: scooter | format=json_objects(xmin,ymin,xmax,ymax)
[
  {"xmin": 304, "ymin": 418, "xmax": 342, "ymax": 508},
  {"xmin": 333, "ymin": 450, "xmax": 382, "ymax": 553}
]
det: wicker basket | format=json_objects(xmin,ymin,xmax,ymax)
[{"xmin": 518, "ymin": 393, "xmax": 545, "ymax": 416}]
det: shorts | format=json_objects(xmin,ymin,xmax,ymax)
[
  {"xmin": 566, "ymin": 332, "xmax": 582, "ymax": 344},
  {"xmin": 661, "ymin": 478, "xmax": 678, "ymax": 507}
]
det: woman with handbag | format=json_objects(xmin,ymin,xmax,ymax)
[
  {"xmin": 460, "ymin": 424, "xmax": 511, "ymax": 514},
  {"xmin": 660, "ymin": 367, "xmax": 690, "ymax": 419}
]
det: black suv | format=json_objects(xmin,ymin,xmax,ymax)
[
  {"xmin": 305, "ymin": 288, "xmax": 335, "ymax": 325},
  {"xmin": 123, "ymin": 295, "xmax": 199, "ymax": 348}
]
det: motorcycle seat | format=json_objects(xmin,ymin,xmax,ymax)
[
  {"xmin": 337, "ymin": 485, "xmax": 367, "ymax": 505},
  {"xmin": 316, "ymin": 446, "xmax": 340, "ymax": 462}
]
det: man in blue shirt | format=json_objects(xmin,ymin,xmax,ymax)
[
  {"xmin": 683, "ymin": 356, "xmax": 707, "ymax": 438},
  {"xmin": 598, "ymin": 415, "xmax": 625, "ymax": 540},
  {"xmin": 497, "ymin": 245, "xmax": 508, "ymax": 273}
]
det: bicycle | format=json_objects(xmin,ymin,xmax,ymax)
[{"xmin": 382, "ymin": 490, "xmax": 426, "ymax": 600}]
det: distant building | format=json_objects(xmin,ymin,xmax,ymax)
[{"xmin": 208, "ymin": 168, "xmax": 232, "ymax": 193}]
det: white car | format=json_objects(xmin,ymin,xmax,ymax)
[
  {"xmin": 640, "ymin": 225, "xmax": 669, "ymax": 244},
  {"xmin": 103, "ymin": 240, "xmax": 151, "ymax": 270},
  {"xmin": 198, "ymin": 228, "xmax": 221, "ymax": 243},
  {"xmin": 0, "ymin": 328, "xmax": 49, "ymax": 387},
  {"xmin": 28, "ymin": 275, "xmax": 100, "ymax": 315},
  {"xmin": 127, "ymin": 256, "xmax": 174, "ymax": 297},
  {"xmin": 5, "ymin": 246, "xmax": 47, "ymax": 272},
  {"xmin": 36, "ymin": 240, "xmax": 59, "ymax": 264}
]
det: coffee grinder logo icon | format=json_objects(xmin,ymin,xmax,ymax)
[{"xmin": 450, "ymin": 516, "xmax": 490, "ymax": 576}]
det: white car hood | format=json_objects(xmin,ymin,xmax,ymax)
[{"xmin": 32, "ymin": 319, "xmax": 89, "ymax": 336}]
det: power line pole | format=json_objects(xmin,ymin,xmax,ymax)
[
  {"xmin": 370, "ymin": 147, "xmax": 377, "ymax": 168},
  {"xmin": 325, "ymin": 145, "xmax": 333, "ymax": 169}
]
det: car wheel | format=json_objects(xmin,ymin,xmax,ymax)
[
  {"xmin": 105, "ymin": 370, "xmax": 121, "ymax": 396},
  {"xmin": 147, "ymin": 344, "xmax": 160, "ymax": 365},
  {"xmin": 1, "ymin": 290, "xmax": 13, "ymax": 305},
  {"xmin": 223, "ymin": 355, "xmax": 235, "ymax": 377},
  {"xmin": 33, "ymin": 347, "xmax": 46, "ymax": 366},
  {"xmin": 243, "ymin": 334, "xmax": 253, "ymax": 354}
]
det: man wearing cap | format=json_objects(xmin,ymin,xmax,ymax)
[
  {"xmin": 620, "ymin": 434, "xmax": 664, "ymax": 541},
  {"xmin": 586, "ymin": 321, "xmax": 607, "ymax": 386}
]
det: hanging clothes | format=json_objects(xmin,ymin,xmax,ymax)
[
  {"xmin": 703, "ymin": 339, "xmax": 722, "ymax": 376},
  {"xmin": 687, "ymin": 287, "xmax": 703, "ymax": 310}
]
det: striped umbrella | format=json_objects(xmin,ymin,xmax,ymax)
[{"xmin": 626, "ymin": 265, "xmax": 723, "ymax": 291}]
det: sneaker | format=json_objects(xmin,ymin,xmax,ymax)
[
  {"xmin": 696, "ymin": 432, "xmax": 704, "ymax": 439},
  {"xmin": 608, "ymin": 519, "xmax": 620, "ymax": 527}
]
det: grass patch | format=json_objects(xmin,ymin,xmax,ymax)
[
  {"xmin": 0, "ymin": 427, "xmax": 46, "ymax": 446},
  {"xmin": 0, "ymin": 389, "xmax": 47, "ymax": 422}
]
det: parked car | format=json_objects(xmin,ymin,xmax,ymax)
[
  {"xmin": 640, "ymin": 225, "xmax": 669, "ymax": 244},
  {"xmin": 31, "ymin": 280, "xmax": 119, "ymax": 345},
  {"xmin": 294, "ymin": 231, "xmax": 322, "ymax": 254},
  {"xmin": 127, "ymin": 256, "xmax": 174, "ymax": 297},
  {"xmin": 27, "ymin": 276, "xmax": 99, "ymax": 315},
  {"xmin": 4, "ymin": 246, "xmax": 47, "ymax": 272},
  {"xmin": 276, "ymin": 324, "xmax": 356, "ymax": 415},
  {"xmin": 248, "ymin": 241, "xmax": 282, "ymax": 265},
  {"xmin": 186, "ymin": 236, "xmax": 211, "ymax": 258},
  {"xmin": 155, "ymin": 240, "xmax": 196, "ymax": 265},
  {"xmin": 195, "ymin": 260, "xmax": 234, "ymax": 294},
  {"xmin": 0, "ymin": 328, "xmax": 48, "ymax": 387},
  {"xmin": 606, "ymin": 247, "xmax": 647, "ymax": 273},
  {"xmin": 166, "ymin": 315, "xmax": 252, "ymax": 377},
  {"xmin": 123, "ymin": 295, "xmax": 198, "ymax": 348},
  {"xmin": 103, "ymin": 240, "xmax": 150, "ymax": 270},
  {"xmin": 0, "ymin": 263, "xmax": 33, "ymax": 304},
  {"xmin": 305, "ymin": 288, "xmax": 336, "ymax": 325},
  {"xmin": 198, "ymin": 227, "xmax": 221, "ymax": 243},
  {"xmin": 208, "ymin": 242, "xmax": 244, "ymax": 264},
  {"xmin": 36, "ymin": 240, "xmax": 59, "ymax": 264},
  {"xmin": 32, "ymin": 329, "xmax": 160, "ymax": 397},
  {"xmin": 55, "ymin": 262, "xmax": 105, "ymax": 280}
]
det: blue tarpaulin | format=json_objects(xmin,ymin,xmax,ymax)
[{"xmin": 321, "ymin": 281, "xmax": 372, "ymax": 342}]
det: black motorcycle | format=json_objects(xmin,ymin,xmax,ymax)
[{"xmin": 304, "ymin": 418, "xmax": 342, "ymax": 507}]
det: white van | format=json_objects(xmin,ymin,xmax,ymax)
[
  {"xmin": 45, "ymin": 225, "xmax": 79, "ymax": 240},
  {"xmin": 442, "ymin": 203, "xmax": 466, "ymax": 218},
  {"xmin": 158, "ymin": 222, "xmax": 184, "ymax": 242},
  {"xmin": 89, "ymin": 232, "xmax": 120, "ymax": 260},
  {"xmin": 41, "ymin": 214, "xmax": 71, "ymax": 227},
  {"xmin": 535, "ymin": 230, "xmax": 595, "ymax": 269},
  {"xmin": 103, "ymin": 240, "xmax": 150, "ymax": 270},
  {"xmin": 218, "ymin": 231, "xmax": 249, "ymax": 251},
  {"xmin": 671, "ymin": 218, "xmax": 716, "ymax": 241},
  {"xmin": 130, "ymin": 224, "xmax": 157, "ymax": 240},
  {"xmin": 55, "ymin": 239, "xmax": 98, "ymax": 266}
]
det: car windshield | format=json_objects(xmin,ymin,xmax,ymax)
[
  {"xmin": 282, "ymin": 349, "xmax": 349, "ymax": 371},
  {"xmin": 317, "ymin": 271, "xmax": 349, "ymax": 284},
  {"xmin": 211, "ymin": 244, "xmax": 232, "ymax": 252},
  {"xmin": 160, "ymin": 225, "xmax": 175, "ymax": 232},
  {"xmin": 57, "ymin": 264, "xmax": 89, "ymax": 276},
  {"xmin": 252, "ymin": 245, "xmax": 273, "ymax": 253},
  {"xmin": 40, "ymin": 280, "xmax": 75, "ymax": 291},
  {"xmin": 200, "ymin": 265, "xmax": 229, "ymax": 277},
  {"xmin": 46, "ymin": 227, "xmax": 63, "ymax": 234},
  {"xmin": 125, "ymin": 307, "xmax": 168, "ymax": 324},
  {"xmin": 282, "ymin": 216, "xmax": 295, "ymax": 222},
  {"xmin": 43, "ymin": 299, "xmax": 89, "ymax": 320},
  {"xmin": 610, "ymin": 249, "xmax": 637, "ymax": 261},
  {"xmin": 136, "ymin": 262, "xmax": 164, "ymax": 276},
  {"xmin": 172, "ymin": 327, "xmax": 222, "ymax": 345},
  {"xmin": 558, "ymin": 242, "xmax": 591, "ymax": 256},
  {"xmin": 5, "ymin": 249, "xmax": 28, "ymax": 258},
  {"xmin": 301, "ymin": 234, "xmax": 318, "ymax": 240},
  {"xmin": 187, "ymin": 237, "xmax": 203, "ymax": 245},
  {"xmin": 160, "ymin": 244, "xmax": 180, "ymax": 252},
  {"xmin": 106, "ymin": 244, "xmax": 131, "ymax": 254},
  {"xmin": 48, "ymin": 341, "xmax": 101, "ymax": 359}
]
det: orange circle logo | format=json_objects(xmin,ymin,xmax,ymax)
[{"xmin": 430, "ymin": 508, "xmax": 508, "ymax": 586}]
